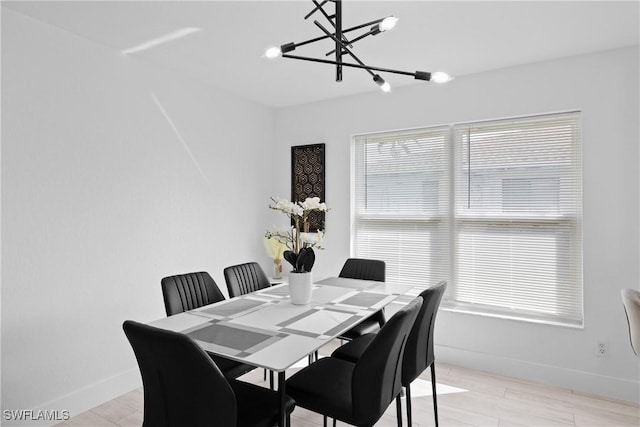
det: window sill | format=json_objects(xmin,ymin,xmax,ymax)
[{"xmin": 440, "ymin": 303, "xmax": 584, "ymax": 329}]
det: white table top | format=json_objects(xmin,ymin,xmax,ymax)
[{"xmin": 148, "ymin": 277, "xmax": 417, "ymax": 372}]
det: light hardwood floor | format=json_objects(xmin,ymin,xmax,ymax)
[{"xmin": 56, "ymin": 341, "xmax": 639, "ymax": 427}]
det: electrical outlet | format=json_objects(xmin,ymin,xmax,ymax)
[{"xmin": 596, "ymin": 341, "xmax": 608, "ymax": 358}]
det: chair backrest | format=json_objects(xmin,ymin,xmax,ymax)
[
  {"xmin": 621, "ymin": 288, "xmax": 640, "ymax": 358},
  {"xmin": 161, "ymin": 272, "xmax": 225, "ymax": 316},
  {"xmin": 402, "ymin": 281, "xmax": 447, "ymax": 385},
  {"xmin": 224, "ymin": 262, "xmax": 271, "ymax": 298},
  {"xmin": 338, "ymin": 258, "xmax": 385, "ymax": 282},
  {"xmin": 123, "ymin": 320, "xmax": 237, "ymax": 427},
  {"xmin": 352, "ymin": 296, "xmax": 422, "ymax": 426}
]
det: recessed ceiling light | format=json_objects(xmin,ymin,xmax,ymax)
[{"xmin": 121, "ymin": 27, "xmax": 202, "ymax": 55}]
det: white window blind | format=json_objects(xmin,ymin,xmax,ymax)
[
  {"xmin": 352, "ymin": 112, "xmax": 583, "ymax": 327},
  {"xmin": 452, "ymin": 113, "xmax": 583, "ymax": 326},
  {"xmin": 353, "ymin": 127, "xmax": 450, "ymax": 289}
]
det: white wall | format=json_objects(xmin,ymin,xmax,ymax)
[
  {"xmin": 1, "ymin": 8, "xmax": 275, "ymax": 424},
  {"xmin": 2, "ymin": 5, "xmax": 638, "ymax": 422},
  {"xmin": 274, "ymin": 46, "xmax": 640, "ymax": 402}
]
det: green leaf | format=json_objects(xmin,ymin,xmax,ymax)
[
  {"xmin": 283, "ymin": 250, "xmax": 298, "ymax": 270},
  {"xmin": 296, "ymin": 247, "xmax": 316, "ymax": 273}
]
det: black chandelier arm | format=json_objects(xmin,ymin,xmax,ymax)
[
  {"xmin": 281, "ymin": 53, "xmax": 428, "ymax": 80},
  {"xmin": 310, "ymin": 0, "xmax": 335, "ymax": 29},
  {"xmin": 304, "ymin": 0, "xmax": 329, "ymax": 20},
  {"xmin": 334, "ymin": 0, "xmax": 343, "ymax": 81},
  {"xmin": 309, "ymin": 0, "xmax": 354, "ymax": 50},
  {"xmin": 324, "ymin": 14, "xmax": 394, "ymax": 56},
  {"xmin": 285, "ymin": 17, "xmax": 386, "ymax": 51},
  {"xmin": 342, "ymin": 18, "xmax": 386, "ymax": 34},
  {"xmin": 314, "ymin": 19, "xmax": 374, "ymax": 78},
  {"xmin": 325, "ymin": 28, "xmax": 375, "ymax": 56}
]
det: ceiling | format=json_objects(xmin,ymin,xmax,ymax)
[{"xmin": 4, "ymin": 1, "xmax": 639, "ymax": 108}]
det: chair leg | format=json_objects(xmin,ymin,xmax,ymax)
[
  {"xmin": 323, "ymin": 415, "xmax": 327, "ymax": 427},
  {"xmin": 263, "ymin": 368, "xmax": 267, "ymax": 381},
  {"xmin": 333, "ymin": 418, "xmax": 337, "ymax": 427},
  {"xmin": 405, "ymin": 384, "xmax": 412, "ymax": 427},
  {"xmin": 431, "ymin": 363, "xmax": 439, "ymax": 427},
  {"xmin": 270, "ymin": 370, "xmax": 275, "ymax": 390},
  {"xmin": 396, "ymin": 395, "xmax": 403, "ymax": 427}
]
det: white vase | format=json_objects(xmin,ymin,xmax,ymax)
[{"xmin": 289, "ymin": 272, "xmax": 313, "ymax": 305}]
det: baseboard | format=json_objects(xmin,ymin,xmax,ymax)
[
  {"xmin": 2, "ymin": 369, "xmax": 142, "ymax": 427},
  {"xmin": 437, "ymin": 344, "xmax": 640, "ymax": 404}
]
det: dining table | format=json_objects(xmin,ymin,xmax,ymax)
[{"xmin": 147, "ymin": 276, "xmax": 419, "ymax": 426}]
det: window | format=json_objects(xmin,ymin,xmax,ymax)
[
  {"xmin": 353, "ymin": 127, "xmax": 450, "ymax": 288},
  {"xmin": 453, "ymin": 113, "xmax": 583, "ymax": 325},
  {"xmin": 353, "ymin": 112, "xmax": 583, "ymax": 326}
]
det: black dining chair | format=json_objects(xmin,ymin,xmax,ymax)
[
  {"xmin": 161, "ymin": 271, "xmax": 255, "ymax": 379},
  {"xmin": 332, "ymin": 281, "xmax": 448, "ymax": 427},
  {"xmin": 224, "ymin": 262, "xmax": 272, "ymax": 298},
  {"xmin": 123, "ymin": 320, "xmax": 295, "ymax": 427},
  {"xmin": 286, "ymin": 296, "xmax": 423, "ymax": 427},
  {"xmin": 223, "ymin": 262, "xmax": 274, "ymax": 386},
  {"xmin": 338, "ymin": 258, "xmax": 387, "ymax": 340},
  {"xmin": 161, "ymin": 271, "xmax": 225, "ymax": 316}
]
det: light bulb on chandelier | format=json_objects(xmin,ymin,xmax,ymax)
[
  {"xmin": 373, "ymin": 74, "xmax": 391, "ymax": 92},
  {"xmin": 265, "ymin": 46, "xmax": 281, "ymax": 59},
  {"xmin": 430, "ymin": 71, "xmax": 454, "ymax": 83},
  {"xmin": 379, "ymin": 16, "xmax": 399, "ymax": 32}
]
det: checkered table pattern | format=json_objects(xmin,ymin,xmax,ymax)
[{"xmin": 148, "ymin": 277, "xmax": 417, "ymax": 372}]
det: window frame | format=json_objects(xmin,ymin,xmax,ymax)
[{"xmin": 351, "ymin": 111, "xmax": 583, "ymax": 328}]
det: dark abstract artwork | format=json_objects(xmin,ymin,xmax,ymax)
[{"xmin": 291, "ymin": 143, "xmax": 325, "ymax": 232}]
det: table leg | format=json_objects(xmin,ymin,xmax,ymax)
[{"xmin": 278, "ymin": 371, "xmax": 287, "ymax": 427}]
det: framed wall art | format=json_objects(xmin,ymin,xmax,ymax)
[{"xmin": 291, "ymin": 143, "xmax": 325, "ymax": 232}]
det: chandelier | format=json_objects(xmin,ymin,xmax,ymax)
[{"xmin": 264, "ymin": 0, "xmax": 453, "ymax": 92}]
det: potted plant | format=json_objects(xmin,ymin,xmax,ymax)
[{"xmin": 266, "ymin": 197, "xmax": 327, "ymax": 304}]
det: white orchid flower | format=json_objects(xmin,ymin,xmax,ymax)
[
  {"xmin": 270, "ymin": 197, "xmax": 304, "ymax": 216},
  {"xmin": 301, "ymin": 197, "xmax": 327, "ymax": 211}
]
